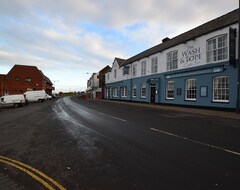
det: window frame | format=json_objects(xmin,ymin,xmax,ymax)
[
  {"xmin": 212, "ymin": 76, "xmax": 229, "ymax": 102},
  {"xmin": 121, "ymin": 86, "xmax": 127, "ymax": 97},
  {"xmin": 185, "ymin": 79, "xmax": 197, "ymax": 101},
  {"xmin": 167, "ymin": 50, "xmax": 178, "ymax": 71},
  {"xmin": 113, "ymin": 87, "xmax": 118, "ymax": 97},
  {"xmin": 166, "ymin": 81, "xmax": 174, "ymax": 99},
  {"xmin": 207, "ymin": 34, "xmax": 228, "ymax": 63},
  {"xmin": 132, "ymin": 64, "xmax": 137, "ymax": 77},
  {"xmin": 141, "ymin": 61, "xmax": 146, "ymax": 76},
  {"xmin": 141, "ymin": 83, "xmax": 146, "ymax": 98},
  {"xmin": 151, "ymin": 57, "xmax": 158, "ymax": 74},
  {"xmin": 132, "ymin": 84, "xmax": 137, "ymax": 98}
]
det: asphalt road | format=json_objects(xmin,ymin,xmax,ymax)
[{"xmin": 0, "ymin": 96, "xmax": 240, "ymax": 190}]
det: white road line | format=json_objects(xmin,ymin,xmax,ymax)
[
  {"xmin": 99, "ymin": 112, "xmax": 127, "ymax": 122},
  {"xmin": 150, "ymin": 128, "xmax": 240, "ymax": 157}
]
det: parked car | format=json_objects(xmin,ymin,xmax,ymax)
[
  {"xmin": 46, "ymin": 94, "xmax": 52, "ymax": 100},
  {"xmin": 24, "ymin": 90, "xmax": 47, "ymax": 103},
  {"xmin": 0, "ymin": 94, "xmax": 27, "ymax": 107}
]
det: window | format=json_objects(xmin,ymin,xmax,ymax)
[
  {"xmin": 25, "ymin": 78, "xmax": 32, "ymax": 82},
  {"xmin": 113, "ymin": 87, "xmax": 118, "ymax": 97},
  {"xmin": 185, "ymin": 79, "xmax": 196, "ymax": 100},
  {"xmin": 123, "ymin": 66, "xmax": 129, "ymax": 75},
  {"xmin": 151, "ymin": 57, "xmax": 158, "ymax": 74},
  {"xmin": 15, "ymin": 77, "xmax": 20, "ymax": 81},
  {"xmin": 141, "ymin": 61, "xmax": 146, "ymax": 76},
  {"xmin": 132, "ymin": 84, "xmax": 137, "ymax": 97},
  {"xmin": 141, "ymin": 83, "xmax": 146, "ymax": 98},
  {"xmin": 167, "ymin": 51, "xmax": 178, "ymax": 70},
  {"xmin": 107, "ymin": 73, "xmax": 109, "ymax": 80},
  {"xmin": 207, "ymin": 34, "xmax": 228, "ymax": 63},
  {"xmin": 166, "ymin": 81, "xmax": 174, "ymax": 99},
  {"xmin": 132, "ymin": 64, "xmax": 137, "ymax": 77},
  {"xmin": 114, "ymin": 69, "xmax": 117, "ymax": 78},
  {"xmin": 213, "ymin": 76, "xmax": 229, "ymax": 102},
  {"xmin": 121, "ymin": 86, "xmax": 127, "ymax": 97}
]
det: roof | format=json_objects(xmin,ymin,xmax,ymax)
[
  {"xmin": 122, "ymin": 8, "xmax": 239, "ymax": 67},
  {"xmin": 114, "ymin": 57, "xmax": 126, "ymax": 67}
]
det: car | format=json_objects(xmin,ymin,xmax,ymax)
[
  {"xmin": 24, "ymin": 90, "xmax": 47, "ymax": 103},
  {"xmin": 0, "ymin": 94, "xmax": 27, "ymax": 107},
  {"xmin": 46, "ymin": 94, "xmax": 52, "ymax": 100}
]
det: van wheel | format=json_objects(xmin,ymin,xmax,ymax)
[
  {"xmin": 14, "ymin": 103, "xmax": 19, "ymax": 108},
  {"xmin": 38, "ymin": 99, "xmax": 42, "ymax": 103}
]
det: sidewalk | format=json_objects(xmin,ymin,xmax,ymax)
[{"xmin": 104, "ymin": 100, "xmax": 240, "ymax": 121}]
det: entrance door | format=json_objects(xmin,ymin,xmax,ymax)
[{"xmin": 150, "ymin": 86, "xmax": 156, "ymax": 103}]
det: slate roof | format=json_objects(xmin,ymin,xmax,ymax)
[
  {"xmin": 122, "ymin": 8, "xmax": 239, "ymax": 67},
  {"xmin": 114, "ymin": 57, "xmax": 126, "ymax": 67}
]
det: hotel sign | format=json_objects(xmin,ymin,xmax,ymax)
[
  {"xmin": 180, "ymin": 46, "xmax": 202, "ymax": 67},
  {"xmin": 229, "ymin": 27, "xmax": 236, "ymax": 66},
  {"xmin": 166, "ymin": 66, "xmax": 224, "ymax": 79}
]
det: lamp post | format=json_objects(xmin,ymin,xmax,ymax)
[{"xmin": 52, "ymin": 80, "xmax": 59, "ymax": 93}]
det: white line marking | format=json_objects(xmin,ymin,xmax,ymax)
[
  {"xmin": 150, "ymin": 128, "xmax": 240, "ymax": 156},
  {"xmin": 99, "ymin": 112, "xmax": 127, "ymax": 122}
]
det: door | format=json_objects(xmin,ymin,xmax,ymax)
[{"xmin": 150, "ymin": 86, "xmax": 156, "ymax": 103}]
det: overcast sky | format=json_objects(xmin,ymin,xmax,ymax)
[{"xmin": 0, "ymin": 0, "xmax": 238, "ymax": 92}]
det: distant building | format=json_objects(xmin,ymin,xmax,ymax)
[
  {"xmin": 86, "ymin": 65, "xmax": 111, "ymax": 100},
  {"xmin": 86, "ymin": 73, "xmax": 99, "ymax": 99},
  {"xmin": 0, "ymin": 65, "xmax": 54, "ymax": 96}
]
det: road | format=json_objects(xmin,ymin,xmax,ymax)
[{"xmin": 0, "ymin": 96, "xmax": 240, "ymax": 190}]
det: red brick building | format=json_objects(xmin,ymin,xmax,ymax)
[{"xmin": 0, "ymin": 65, "xmax": 54, "ymax": 96}]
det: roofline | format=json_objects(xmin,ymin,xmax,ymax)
[{"xmin": 122, "ymin": 8, "xmax": 239, "ymax": 66}]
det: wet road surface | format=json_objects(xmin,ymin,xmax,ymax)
[{"xmin": 0, "ymin": 96, "xmax": 240, "ymax": 189}]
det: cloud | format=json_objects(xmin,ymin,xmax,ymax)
[{"xmin": 0, "ymin": 0, "xmax": 238, "ymax": 91}]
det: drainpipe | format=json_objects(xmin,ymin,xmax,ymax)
[{"xmin": 237, "ymin": 3, "xmax": 240, "ymax": 114}]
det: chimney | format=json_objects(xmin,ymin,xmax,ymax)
[{"xmin": 162, "ymin": 37, "xmax": 170, "ymax": 43}]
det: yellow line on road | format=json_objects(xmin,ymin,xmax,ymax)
[
  {"xmin": 0, "ymin": 156, "xmax": 66, "ymax": 190},
  {"xmin": 0, "ymin": 159, "xmax": 55, "ymax": 190}
]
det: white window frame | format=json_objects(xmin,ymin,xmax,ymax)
[
  {"xmin": 121, "ymin": 86, "xmax": 127, "ymax": 97},
  {"xmin": 141, "ymin": 61, "xmax": 146, "ymax": 76},
  {"xmin": 166, "ymin": 81, "xmax": 174, "ymax": 99},
  {"xmin": 114, "ymin": 69, "xmax": 117, "ymax": 78},
  {"xmin": 185, "ymin": 79, "xmax": 197, "ymax": 101},
  {"xmin": 132, "ymin": 84, "xmax": 137, "ymax": 97},
  {"xmin": 167, "ymin": 50, "xmax": 178, "ymax": 71},
  {"xmin": 141, "ymin": 83, "xmax": 146, "ymax": 98},
  {"xmin": 207, "ymin": 34, "xmax": 228, "ymax": 63},
  {"xmin": 151, "ymin": 57, "xmax": 158, "ymax": 74},
  {"xmin": 113, "ymin": 87, "xmax": 118, "ymax": 97},
  {"xmin": 213, "ymin": 76, "xmax": 229, "ymax": 102},
  {"xmin": 132, "ymin": 64, "xmax": 137, "ymax": 77}
]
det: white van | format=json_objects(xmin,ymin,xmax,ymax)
[
  {"xmin": 24, "ymin": 90, "xmax": 47, "ymax": 103},
  {"xmin": 0, "ymin": 94, "xmax": 27, "ymax": 107}
]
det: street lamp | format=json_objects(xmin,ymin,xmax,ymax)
[{"xmin": 52, "ymin": 80, "xmax": 59, "ymax": 93}]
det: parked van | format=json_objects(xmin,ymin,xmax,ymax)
[
  {"xmin": 0, "ymin": 94, "xmax": 27, "ymax": 107},
  {"xmin": 24, "ymin": 90, "xmax": 47, "ymax": 103}
]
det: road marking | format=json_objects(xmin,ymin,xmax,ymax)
[
  {"xmin": 99, "ymin": 112, "xmax": 127, "ymax": 122},
  {"xmin": 0, "ymin": 156, "xmax": 66, "ymax": 190},
  {"xmin": 150, "ymin": 128, "xmax": 240, "ymax": 157}
]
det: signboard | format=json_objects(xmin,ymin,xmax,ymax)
[
  {"xmin": 166, "ymin": 66, "xmax": 224, "ymax": 79},
  {"xmin": 180, "ymin": 46, "xmax": 202, "ymax": 67},
  {"xmin": 229, "ymin": 27, "xmax": 237, "ymax": 66}
]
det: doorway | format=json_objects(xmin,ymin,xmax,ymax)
[{"xmin": 150, "ymin": 85, "xmax": 156, "ymax": 103}]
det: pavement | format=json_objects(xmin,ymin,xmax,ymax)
[{"xmin": 102, "ymin": 99, "xmax": 240, "ymax": 121}]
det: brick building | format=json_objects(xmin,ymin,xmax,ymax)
[{"xmin": 0, "ymin": 65, "xmax": 54, "ymax": 96}]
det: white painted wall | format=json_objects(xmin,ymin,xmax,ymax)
[{"xmin": 105, "ymin": 23, "xmax": 239, "ymax": 84}]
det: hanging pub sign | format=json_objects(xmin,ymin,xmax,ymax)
[{"xmin": 229, "ymin": 27, "xmax": 237, "ymax": 66}]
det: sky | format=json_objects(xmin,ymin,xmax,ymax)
[{"xmin": 0, "ymin": 0, "xmax": 238, "ymax": 92}]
